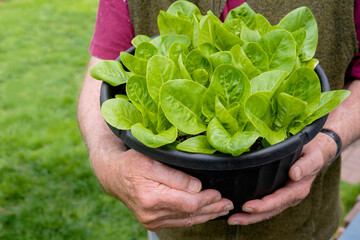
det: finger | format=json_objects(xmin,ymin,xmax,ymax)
[
  {"xmin": 147, "ymin": 159, "xmax": 202, "ymax": 193},
  {"xmin": 135, "ymin": 192, "xmax": 232, "ymax": 229},
  {"xmin": 159, "ymin": 188, "xmax": 224, "ymax": 213},
  {"xmin": 194, "ymin": 198, "xmax": 234, "ymax": 216},
  {"xmin": 162, "ymin": 198, "xmax": 233, "ymax": 219},
  {"xmin": 151, "ymin": 210, "xmax": 230, "ymax": 230},
  {"xmin": 228, "ymin": 208, "xmax": 283, "ymax": 225},
  {"xmin": 144, "ymin": 198, "xmax": 233, "ymax": 225},
  {"xmin": 240, "ymin": 178, "xmax": 313, "ymax": 213},
  {"xmin": 289, "ymin": 146, "xmax": 323, "ymax": 181}
]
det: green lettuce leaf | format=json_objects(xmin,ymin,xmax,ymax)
[
  {"xmin": 259, "ymin": 29, "xmax": 296, "ymax": 73},
  {"xmin": 224, "ymin": 3, "xmax": 257, "ymax": 30},
  {"xmin": 185, "ymin": 49, "xmax": 212, "ymax": 85},
  {"xmin": 207, "ymin": 117, "xmax": 260, "ymax": 156},
  {"xmin": 101, "ymin": 98, "xmax": 142, "ymax": 130},
  {"xmin": 160, "ymin": 79, "xmax": 207, "ymax": 134},
  {"xmin": 126, "ymin": 75, "xmax": 158, "ymax": 130},
  {"xmin": 120, "ymin": 52, "xmax": 148, "ymax": 76},
  {"xmin": 146, "ymin": 55, "xmax": 180, "ymax": 103},
  {"xmin": 90, "ymin": 60, "xmax": 132, "ymax": 86},
  {"xmin": 131, "ymin": 35, "xmax": 152, "ymax": 48},
  {"xmin": 242, "ymin": 42, "xmax": 269, "ymax": 72},
  {"xmin": 131, "ymin": 123, "xmax": 177, "ymax": 148},
  {"xmin": 135, "ymin": 42, "xmax": 158, "ymax": 60},
  {"xmin": 278, "ymin": 6, "xmax": 318, "ymax": 61},
  {"xmin": 250, "ymin": 70, "xmax": 288, "ymax": 93},
  {"xmin": 157, "ymin": 10, "xmax": 194, "ymax": 44},
  {"xmin": 245, "ymin": 91, "xmax": 287, "ymax": 144},
  {"xmin": 202, "ymin": 64, "xmax": 251, "ymax": 119},
  {"xmin": 176, "ymin": 135, "xmax": 217, "ymax": 154}
]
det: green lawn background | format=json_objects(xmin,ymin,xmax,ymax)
[
  {"xmin": 0, "ymin": 0, "xmax": 359, "ymax": 239},
  {"xmin": 0, "ymin": 0, "xmax": 146, "ymax": 239}
]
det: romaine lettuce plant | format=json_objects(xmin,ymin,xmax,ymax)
[{"xmin": 91, "ymin": 0, "xmax": 350, "ymax": 156}]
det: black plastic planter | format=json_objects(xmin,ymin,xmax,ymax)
[{"xmin": 99, "ymin": 46, "xmax": 330, "ymax": 216}]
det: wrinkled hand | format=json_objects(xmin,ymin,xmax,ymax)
[
  {"xmin": 92, "ymin": 147, "xmax": 234, "ymax": 231},
  {"xmin": 228, "ymin": 133, "xmax": 337, "ymax": 225}
]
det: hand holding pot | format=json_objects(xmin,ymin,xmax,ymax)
[
  {"xmin": 91, "ymin": 147, "xmax": 234, "ymax": 231},
  {"xmin": 78, "ymin": 57, "xmax": 233, "ymax": 231},
  {"xmin": 227, "ymin": 132, "xmax": 337, "ymax": 225}
]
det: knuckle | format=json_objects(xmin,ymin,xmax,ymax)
[
  {"xmin": 185, "ymin": 200, "xmax": 199, "ymax": 213},
  {"xmin": 292, "ymin": 184, "xmax": 310, "ymax": 202},
  {"xmin": 138, "ymin": 194, "xmax": 159, "ymax": 210},
  {"xmin": 264, "ymin": 213, "xmax": 274, "ymax": 221},
  {"xmin": 184, "ymin": 217, "xmax": 195, "ymax": 227},
  {"xmin": 279, "ymin": 197, "xmax": 287, "ymax": 208},
  {"xmin": 290, "ymin": 199, "xmax": 302, "ymax": 207},
  {"xmin": 300, "ymin": 186, "xmax": 311, "ymax": 199},
  {"xmin": 139, "ymin": 213, "xmax": 157, "ymax": 227}
]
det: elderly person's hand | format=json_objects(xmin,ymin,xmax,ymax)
[
  {"xmin": 78, "ymin": 57, "xmax": 234, "ymax": 231},
  {"xmin": 227, "ymin": 132, "xmax": 338, "ymax": 225},
  {"xmin": 91, "ymin": 145, "xmax": 234, "ymax": 231}
]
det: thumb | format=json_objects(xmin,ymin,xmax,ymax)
[
  {"xmin": 149, "ymin": 160, "xmax": 202, "ymax": 194},
  {"xmin": 289, "ymin": 140, "xmax": 324, "ymax": 181}
]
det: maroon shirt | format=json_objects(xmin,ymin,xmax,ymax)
[
  {"xmin": 347, "ymin": 0, "xmax": 360, "ymax": 81},
  {"xmin": 89, "ymin": 0, "xmax": 360, "ymax": 80}
]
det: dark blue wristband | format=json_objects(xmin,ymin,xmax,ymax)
[{"xmin": 320, "ymin": 128, "xmax": 342, "ymax": 162}]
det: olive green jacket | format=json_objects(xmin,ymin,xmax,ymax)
[{"xmin": 127, "ymin": 0, "xmax": 358, "ymax": 239}]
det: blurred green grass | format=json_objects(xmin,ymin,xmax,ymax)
[
  {"xmin": 0, "ymin": 0, "xmax": 146, "ymax": 239},
  {"xmin": 1, "ymin": 0, "xmax": 360, "ymax": 239},
  {"xmin": 340, "ymin": 181, "xmax": 360, "ymax": 225}
]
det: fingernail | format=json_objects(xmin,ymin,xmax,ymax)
[
  {"xmin": 293, "ymin": 166, "xmax": 302, "ymax": 180},
  {"xmin": 188, "ymin": 179, "xmax": 201, "ymax": 193},
  {"xmin": 224, "ymin": 203, "xmax": 234, "ymax": 211},
  {"xmin": 242, "ymin": 207, "xmax": 254, "ymax": 213}
]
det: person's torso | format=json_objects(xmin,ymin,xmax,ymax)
[{"xmin": 127, "ymin": 0, "xmax": 357, "ymax": 239}]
